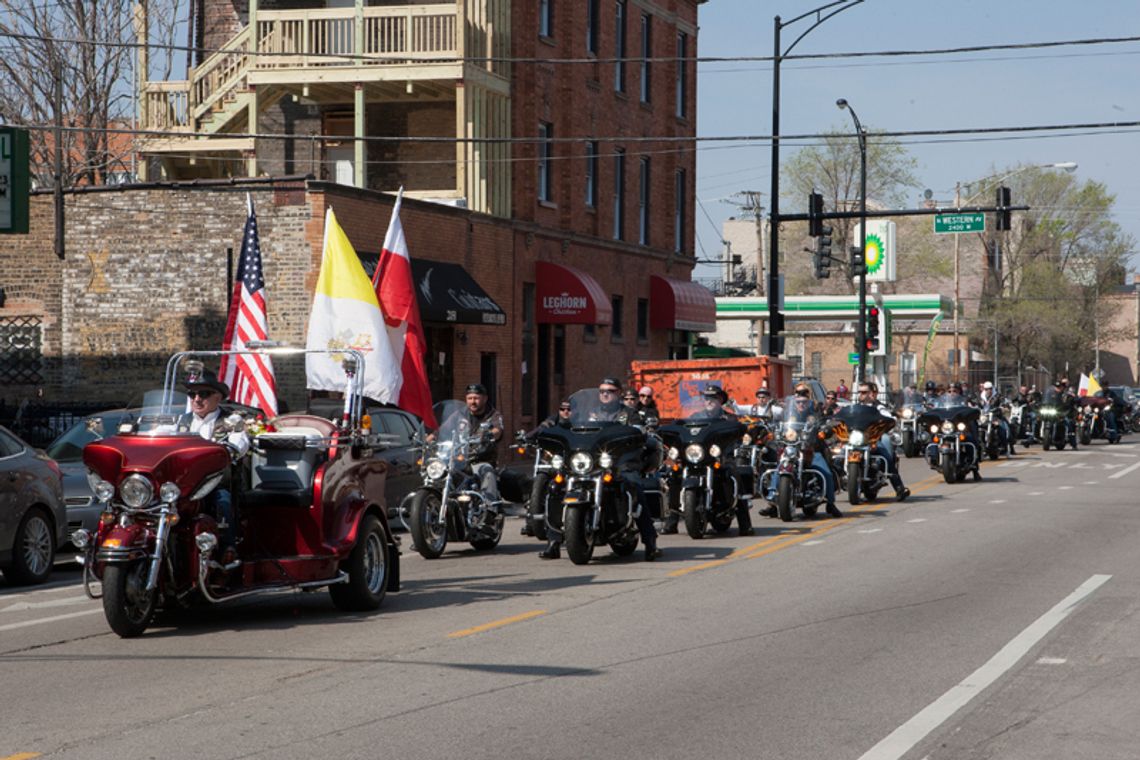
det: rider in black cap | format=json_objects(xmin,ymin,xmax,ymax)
[{"xmin": 436, "ymin": 383, "xmax": 504, "ymax": 503}]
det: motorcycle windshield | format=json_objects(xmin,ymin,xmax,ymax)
[
  {"xmin": 779, "ymin": 396, "xmax": 819, "ymax": 441},
  {"xmin": 933, "ymin": 393, "xmax": 969, "ymax": 409},
  {"xmin": 566, "ymin": 388, "xmax": 626, "ymax": 428},
  {"xmin": 128, "ymin": 390, "xmax": 199, "ymax": 437},
  {"xmin": 836, "ymin": 403, "xmax": 893, "ymax": 432}
]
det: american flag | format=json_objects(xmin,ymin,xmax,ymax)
[{"xmin": 219, "ymin": 195, "xmax": 278, "ymax": 415}]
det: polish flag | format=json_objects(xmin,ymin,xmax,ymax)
[{"xmin": 373, "ymin": 189, "xmax": 437, "ymax": 428}]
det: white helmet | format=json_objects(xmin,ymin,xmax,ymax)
[{"xmin": 982, "ymin": 381, "xmax": 994, "ymax": 390}]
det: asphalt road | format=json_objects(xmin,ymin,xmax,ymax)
[{"xmin": 3, "ymin": 441, "xmax": 1140, "ymax": 760}]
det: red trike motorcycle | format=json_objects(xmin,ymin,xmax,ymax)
[{"xmin": 73, "ymin": 347, "xmax": 400, "ymax": 637}]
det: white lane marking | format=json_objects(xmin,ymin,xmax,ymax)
[
  {"xmin": 1, "ymin": 595, "xmax": 92, "ymax": 613},
  {"xmin": 1083, "ymin": 481, "xmax": 1099, "ymax": 485},
  {"xmin": 0, "ymin": 608, "xmax": 102, "ymax": 633},
  {"xmin": 906, "ymin": 519, "xmax": 927, "ymax": 524},
  {"xmin": 950, "ymin": 509, "xmax": 970, "ymax": 514},
  {"xmin": 1102, "ymin": 463, "xmax": 1125, "ymax": 470},
  {"xmin": 1058, "ymin": 486, "xmax": 1074, "ymax": 490},
  {"xmin": 1028, "ymin": 491, "xmax": 1044, "ymax": 496},
  {"xmin": 857, "ymin": 574, "xmax": 1111, "ymax": 760},
  {"xmin": 802, "ymin": 540, "xmax": 824, "ymax": 546},
  {"xmin": 1068, "ymin": 462, "xmax": 1092, "ymax": 469},
  {"xmin": 1109, "ymin": 460, "xmax": 1140, "ymax": 480},
  {"xmin": 1037, "ymin": 657, "xmax": 1067, "ymax": 665},
  {"xmin": 1108, "ymin": 452, "xmax": 1138, "ymax": 458},
  {"xmin": 858, "ymin": 528, "xmax": 883, "ymax": 534},
  {"xmin": 1033, "ymin": 462, "xmax": 1067, "ymax": 469},
  {"xmin": 988, "ymin": 500, "xmax": 1007, "ymax": 504}
]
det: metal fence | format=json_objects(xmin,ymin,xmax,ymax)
[{"xmin": 0, "ymin": 400, "xmax": 124, "ymax": 449}]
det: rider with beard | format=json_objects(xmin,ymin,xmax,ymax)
[
  {"xmin": 437, "ymin": 384, "xmax": 504, "ymax": 503},
  {"xmin": 539, "ymin": 377, "xmax": 662, "ymax": 562}
]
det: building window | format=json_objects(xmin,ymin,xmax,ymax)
[
  {"xmin": 614, "ymin": 1, "xmax": 626, "ymax": 92},
  {"xmin": 522, "ymin": 283, "xmax": 535, "ymax": 416},
  {"xmin": 675, "ymin": 32, "xmax": 687, "ymax": 118},
  {"xmin": 638, "ymin": 157, "xmax": 650, "ymax": 245},
  {"xmin": 900, "ymin": 352, "xmax": 917, "ymax": 389},
  {"xmin": 584, "ymin": 324, "xmax": 597, "ymax": 343},
  {"xmin": 637, "ymin": 298, "xmax": 649, "ymax": 342},
  {"xmin": 639, "ymin": 14, "xmax": 651, "ymax": 103},
  {"xmin": 553, "ymin": 326, "xmax": 565, "ymax": 385},
  {"xmin": 611, "ymin": 295, "xmax": 624, "ymax": 340},
  {"xmin": 788, "ymin": 354, "xmax": 804, "ymax": 375},
  {"xmin": 585, "ymin": 141, "xmax": 598, "ymax": 208},
  {"xmin": 586, "ymin": 0, "xmax": 599, "ymax": 54},
  {"xmin": 811, "ymin": 351, "xmax": 823, "ymax": 379},
  {"xmin": 539, "ymin": 0, "xmax": 553, "ymax": 38},
  {"xmin": 613, "ymin": 149, "xmax": 625, "ymax": 240},
  {"xmin": 674, "ymin": 169, "xmax": 686, "ymax": 253},
  {"xmin": 538, "ymin": 122, "xmax": 553, "ymax": 202}
]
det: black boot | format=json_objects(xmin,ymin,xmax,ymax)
[
  {"xmin": 539, "ymin": 541, "xmax": 561, "ymax": 559},
  {"xmin": 644, "ymin": 545, "xmax": 663, "ymax": 561},
  {"xmin": 660, "ymin": 512, "xmax": 679, "ymax": 534},
  {"xmin": 825, "ymin": 501, "xmax": 843, "ymax": 518},
  {"xmin": 759, "ymin": 505, "xmax": 777, "ymax": 518}
]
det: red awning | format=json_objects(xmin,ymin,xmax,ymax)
[
  {"xmin": 650, "ymin": 275, "xmax": 716, "ymax": 332},
  {"xmin": 535, "ymin": 261, "xmax": 613, "ymax": 325}
]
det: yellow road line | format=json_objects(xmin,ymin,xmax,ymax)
[
  {"xmin": 1, "ymin": 753, "xmax": 42, "ymax": 760},
  {"xmin": 448, "ymin": 609, "xmax": 546, "ymax": 639}
]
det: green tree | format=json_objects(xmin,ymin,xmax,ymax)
[{"xmin": 782, "ymin": 127, "xmax": 920, "ymax": 292}]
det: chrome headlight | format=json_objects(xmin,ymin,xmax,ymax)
[
  {"xmin": 598, "ymin": 452, "xmax": 613, "ymax": 469},
  {"xmin": 709, "ymin": 444, "xmax": 722, "ymax": 458},
  {"xmin": 741, "ymin": 434, "xmax": 752, "ymax": 445},
  {"xmin": 159, "ymin": 482, "xmax": 181, "ymax": 504},
  {"xmin": 425, "ymin": 459, "xmax": 447, "ymax": 480},
  {"xmin": 551, "ymin": 455, "xmax": 565, "ymax": 470},
  {"xmin": 71, "ymin": 528, "xmax": 91, "ymax": 550},
  {"xmin": 848, "ymin": 430, "xmax": 865, "ymax": 446},
  {"xmin": 902, "ymin": 408, "xmax": 914, "ymax": 419},
  {"xmin": 784, "ymin": 429, "xmax": 798, "ymax": 443},
  {"xmin": 119, "ymin": 474, "xmax": 154, "ymax": 508},
  {"xmin": 957, "ymin": 422, "xmax": 967, "ymax": 431},
  {"xmin": 667, "ymin": 446, "xmax": 680, "ymax": 460},
  {"xmin": 929, "ymin": 424, "xmax": 939, "ymax": 434},
  {"xmin": 941, "ymin": 421, "xmax": 954, "ymax": 434},
  {"xmin": 570, "ymin": 452, "xmax": 593, "ymax": 474},
  {"xmin": 684, "ymin": 444, "xmax": 704, "ymax": 464}
]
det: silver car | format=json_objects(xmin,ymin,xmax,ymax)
[
  {"xmin": 0, "ymin": 424, "xmax": 66, "ymax": 584},
  {"xmin": 45, "ymin": 410, "xmax": 132, "ymax": 542}
]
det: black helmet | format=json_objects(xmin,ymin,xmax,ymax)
[
  {"xmin": 925, "ymin": 380, "xmax": 936, "ymax": 391},
  {"xmin": 464, "ymin": 383, "xmax": 487, "ymax": 396}
]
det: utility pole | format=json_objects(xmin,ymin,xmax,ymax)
[{"xmin": 53, "ymin": 55, "xmax": 65, "ymax": 260}]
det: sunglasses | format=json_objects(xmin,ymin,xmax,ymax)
[
  {"xmin": 559, "ymin": 406, "xmax": 571, "ymax": 412},
  {"xmin": 188, "ymin": 390, "xmax": 217, "ymax": 400},
  {"xmin": 599, "ymin": 388, "xmax": 617, "ymax": 395},
  {"xmin": 638, "ymin": 393, "xmax": 651, "ymax": 398}
]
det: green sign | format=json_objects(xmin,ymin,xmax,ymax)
[
  {"xmin": 848, "ymin": 352, "xmax": 860, "ymax": 364},
  {"xmin": 0, "ymin": 126, "xmax": 30, "ymax": 234},
  {"xmin": 934, "ymin": 213, "xmax": 985, "ymax": 234}
]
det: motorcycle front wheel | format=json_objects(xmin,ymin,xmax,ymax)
[
  {"xmin": 846, "ymin": 462, "xmax": 862, "ymax": 505},
  {"xmin": 682, "ymin": 489, "xmax": 707, "ymax": 539},
  {"xmin": 103, "ymin": 561, "xmax": 157, "ymax": 638},
  {"xmin": 941, "ymin": 454, "xmax": 957, "ymax": 484},
  {"xmin": 902, "ymin": 431, "xmax": 917, "ymax": 458},
  {"xmin": 409, "ymin": 490, "xmax": 448, "ymax": 559},
  {"xmin": 563, "ymin": 506, "xmax": 595, "ymax": 565},
  {"xmin": 776, "ymin": 475, "xmax": 795, "ymax": 522},
  {"xmin": 527, "ymin": 473, "xmax": 550, "ymax": 541}
]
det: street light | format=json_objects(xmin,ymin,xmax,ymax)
[
  {"xmin": 836, "ymin": 97, "xmax": 868, "ymax": 383},
  {"xmin": 951, "ymin": 161, "xmax": 1078, "ymax": 382}
]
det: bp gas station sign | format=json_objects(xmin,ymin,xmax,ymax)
[
  {"xmin": 853, "ymin": 219, "xmax": 897, "ymax": 282},
  {"xmin": 0, "ymin": 126, "xmax": 30, "ymax": 234}
]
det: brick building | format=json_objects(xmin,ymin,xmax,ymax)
[{"xmin": 1, "ymin": 0, "xmax": 714, "ymax": 438}]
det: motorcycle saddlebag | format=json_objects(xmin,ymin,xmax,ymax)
[{"xmin": 497, "ymin": 466, "xmax": 533, "ymax": 504}]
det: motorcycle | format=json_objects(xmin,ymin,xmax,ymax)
[
  {"xmin": 1009, "ymin": 401, "xmax": 1036, "ymax": 446},
  {"xmin": 74, "ymin": 348, "xmax": 400, "ymax": 638},
  {"xmin": 977, "ymin": 403, "xmax": 1010, "ymax": 460},
  {"xmin": 408, "ymin": 400, "xmax": 506, "ymax": 559},
  {"xmin": 760, "ymin": 396, "xmax": 828, "ymax": 522},
  {"xmin": 514, "ymin": 432, "xmax": 561, "ymax": 542},
  {"xmin": 658, "ymin": 412, "xmax": 749, "ymax": 539},
  {"xmin": 920, "ymin": 394, "xmax": 981, "ymax": 484},
  {"xmin": 831, "ymin": 404, "xmax": 895, "ymax": 505},
  {"xmin": 896, "ymin": 393, "xmax": 927, "ymax": 458},
  {"xmin": 531, "ymin": 389, "xmax": 647, "ymax": 564},
  {"xmin": 1038, "ymin": 403, "xmax": 1077, "ymax": 450},
  {"xmin": 1077, "ymin": 396, "xmax": 1120, "ymax": 445}
]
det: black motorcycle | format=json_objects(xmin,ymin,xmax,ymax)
[
  {"xmin": 407, "ymin": 400, "xmax": 505, "ymax": 559},
  {"xmin": 1038, "ymin": 403, "xmax": 1077, "ymax": 450},
  {"xmin": 532, "ymin": 389, "xmax": 647, "ymax": 565},
  {"xmin": 977, "ymin": 403, "xmax": 1010, "ymax": 460},
  {"xmin": 760, "ymin": 396, "xmax": 828, "ymax": 521},
  {"xmin": 832, "ymin": 404, "xmax": 895, "ymax": 505},
  {"xmin": 920, "ymin": 395, "xmax": 981, "ymax": 483},
  {"xmin": 659, "ymin": 415, "xmax": 748, "ymax": 539}
]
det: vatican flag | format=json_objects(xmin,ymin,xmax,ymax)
[{"xmin": 305, "ymin": 207, "xmax": 400, "ymax": 403}]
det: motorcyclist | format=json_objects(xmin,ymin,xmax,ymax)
[
  {"xmin": 1012, "ymin": 384, "xmax": 1039, "ymax": 444},
  {"xmin": 747, "ymin": 387, "xmax": 782, "ymax": 421},
  {"xmin": 436, "ymin": 383, "xmax": 504, "ymax": 505},
  {"xmin": 821, "ymin": 390, "xmax": 841, "ymax": 419},
  {"xmin": 1043, "ymin": 378, "xmax": 1076, "ymax": 440},
  {"xmin": 759, "ymin": 384, "xmax": 839, "ymax": 519},
  {"xmin": 938, "ymin": 381, "xmax": 982, "ymax": 481},
  {"xmin": 1094, "ymin": 387, "xmax": 1122, "ymax": 443},
  {"xmin": 922, "ymin": 380, "xmax": 939, "ymax": 406},
  {"xmin": 637, "ymin": 386, "xmax": 660, "ymax": 424},
  {"xmin": 976, "ymin": 380, "xmax": 1013, "ymax": 455},
  {"xmin": 677, "ymin": 385, "xmax": 754, "ymax": 536},
  {"xmin": 855, "ymin": 382, "xmax": 911, "ymax": 501}
]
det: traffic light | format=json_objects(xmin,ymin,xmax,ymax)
[
  {"xmin": 865, "ymin": 305, "xmax": 881, "ymax": 353},
  {"xmin": 850, "ymin": 245, "xmax": 866, "ymax": 276},
  {"xmin": 808, "ymin": 192, "xmax": 824, "ymax": 237},
  {"xmin": 996, "ymin": 185, "xmax": 1012, "ymax": 231},
  {"xmin": 814, "ymin": 224, "xmax": 833, "ymax": 278}
]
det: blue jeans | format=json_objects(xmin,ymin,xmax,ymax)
[
  {"xmin": 767, "ymin": 451, "xmax": 835, "ymax": 505},
  {"xmin": 875, "ymin": 438, "xmax": 904, "ymax": 491},
  {"xmin": 210, "ymin": 489, "xmax": 236, "ymax": 545}
]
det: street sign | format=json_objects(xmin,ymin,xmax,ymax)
[
  {"xmin": 0, "ymin": 126, "xmax": 30, "ymax": 234},
  {"xmin": 848, "ymin": 352, "xmax": 859, "ymax": 364},
  {"xmin": 934, "ymin": 213, "xmax": 985, "ymax": 234}
]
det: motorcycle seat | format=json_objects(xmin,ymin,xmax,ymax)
[
  {"xmin": 248, "ymin": 432, "xmax": 325, "ymax": 507},
  {"xmin": 241, "ymin": 486, "xmax": 312, "ymax": 510}
]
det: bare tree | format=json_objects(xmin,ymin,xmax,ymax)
[{"xmin": 0, "ymin": 0, "xmax": 185, "ymax": 187}]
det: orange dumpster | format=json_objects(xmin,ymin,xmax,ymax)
[{"xmin": 629, "ymin": 357, "xmax": 795, "ymax": 422}]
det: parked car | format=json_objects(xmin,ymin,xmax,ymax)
[
  {"xmin": 45, "ymin": 409, "xmax": 133, "ymax": 540},
  {"xmin": 0, "ymin": 424, "xmax": 66, "ymax": 584}
]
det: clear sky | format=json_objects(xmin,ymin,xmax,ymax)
[{"xmin": 694, "ymin": 0, "xmax": 1140, "ymax": 279}]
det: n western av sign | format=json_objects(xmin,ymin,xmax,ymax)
[
  {"xmin": 0, "ymin": 126, "xmax": 30, "ymax": 234},
  {"xmin": 934, "ymin": 213, "xmax": 984, "ymax": 234}
]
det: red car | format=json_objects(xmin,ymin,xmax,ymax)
[{"xmin": 74, "ymin": 348, "xmax": 400, "ymax": 637}]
